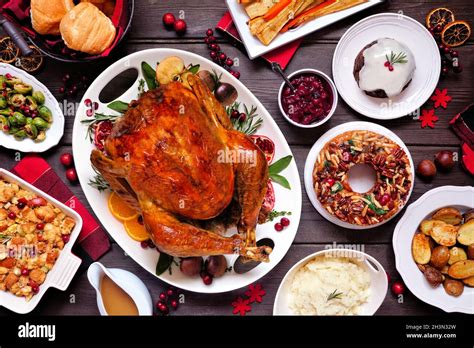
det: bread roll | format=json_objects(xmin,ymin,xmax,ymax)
[
  {"xmin": 81, "ymin": 0, "xmax": 116, "ymax": 17},
  {"xmin": 30, "ymin": 0, "xmax": 75, "ymax": 36},
  {"xmin": 60, "ymin": 3, "xmax": 116, "ymax": 55}
]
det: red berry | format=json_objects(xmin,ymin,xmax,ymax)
[
  {"xmin": 171, "ymin": 300, "xmax": 178, "ymax": 309},
  {"xmin": 450, "ymin": 50, "xmax": 458, "ymax": 58},
  {"xmin": 63, "ymin": 74, "xmax": 70, "ymax": 83},
  {"xmin": 36, "ymin": 223, "xmax": 45, "ymax": 230},
  {"xmin": 274, "ymin": 222, "xmax": 283, "ymax": 232},
  {"xmin": 17, "ymin": 201, "xmax": 26, "ymax": 209},
  {"xmin": 384, "ymin": 61, "xmax": 390, "ymax": 67},
  {"xmin": 280, "ymin": 217, "xmax": 290, "ymax": 227},
  {"xmin": 225, "ymin": 58, "xmax": 234, "ymax": 67},
  {"xmin": 230, "ymin": 110, "xmax": 239, "ymax": 119},
  {"xmin": 202, "ymin": 274, "xmax": 213, "ymax": 285},
  {"xmin": 379, "ymin": 194, "xmax": 391, "ymax": 206},
  {"xmin": 156, "ymin": 301, "xmax": 165, "ymax": 309},
  {"xmin": 21, "ymin": 268, "xmax": 29, "ymax": 276},
  {"xmin": 231, "ymin": 71, "xmax": 240, "ymax": 79},
  {"xmin": 18, "ymin": 197, "xmax": 28, "ymax": 205},
  {"xmin": 210, "ymin": 51, "xmax": 217, "ymax": 59},
  {"xmin": 441, "ymin": 66, "xmax": 449, "ymax": 75},
  {"xmin": 219, "ymin": 52, "xmax": 227, "ymax": 61},
  {"xmin": 391, "ymin": 281, "xmax": 405, "ymax": 295},
  {"xmin": 435, "ymin": 24, "xmax": 443, "ymax": 32},
  {"xmin": 160, "ymin": 304, "xmax": 169, "ymax": 315},
  {"xmin": 207, "ymin": 36, "xmax": 216, "ymax": 43},
  {"xmin": 206, "ymin": 29, "xmax": 213, "ymax": 37},
  {"xmin": 31, "ymin": 284, "xmax": 40, "ymax": 294},
  {"xmin": 65, "ymin": 168, "xmax": 78, "ymax": 183},
  {"xmin": 388, "ymin": 65, "xmax": 394, "ymax": 72},
  {"xmin": 147, "ymin": 239, "xmax": 155, "ymax": 248},
  {"xmin": 326, "ymin": 178, "xmax": 335, "ymax": 186},
  {"xmin": 159, "ymin": 292, "xmax": 167, "ymax": 301},
  {"xmin": 84, "ymin": 98, "xmax": 92, "ymax": 107},
  {"xmin": 443, "ymin": 46, "xmax": 451, "ymax": 54},
  {"xmin": 239, "ymin": 113, "xmax": 246, "ymax": 122},
  {"xmin": 60, "ymin": 152, "xmax": 73, "ymax": 167},
  {"xmin": 166, "ymin": 289, "xmax": 174, "ymax": 297},
  {"xmin": 62, "ymin": 235, "xmax": 70, "ymax": 244},
  {"xmin": 8, "ymin": 212, "xmax": 16, "ymax": 220},
  {"xmin": 140, "ymin": 241, "xmax": 148, "ymax": 249},
  {"xmin": 210, "ymin": 44, "xmax": 218, "ymax": 51},
  {"xmin": 174, "ymin": 19, "xmax": 187, "ymax": 35},
  {"xmin": 5, "ymin": 73, "xmax": 12, "ymax": 79},
  {"xmin": 162, "ymin": 13, "xmax": 176, "ymax": 29}
]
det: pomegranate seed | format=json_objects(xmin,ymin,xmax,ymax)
[
  {"xmin": 5, "ymin": 73, "xmax": 12, "ymax": 79},
  {"xmin": 8, "ymin": 212, "xmax": 16, "ymax": 220},
  {"xmin": 36, "ymin": 223, "xmax": 45, "ymax": 230},
  {"xmin": 21, "ymin": 268, "xmax": 29, "ymax": 276},
  {"xmin": 62, "ymin": 235, "xmax": 70, "ymax": 244},
  {"xmin": 280, "ymin": 217, "xmax": 290, "ymax": 227},
  {"xmin": 274, "ymin": 222, "xmax": 283, "ymax": 232},
  {"xmin": 18, "ymin": 197, "xmax": 28, "ymax": 205},
  {"xmin": 206, "ymin": 29, "xmax": 213, "ymax": 37},
  {"xmin": 159, "ymin": 292, "xmax": 167, "ymax": 301},
  {"xmin": 3, "ymin": 125, "xmax": 9, "ymax": 131}
]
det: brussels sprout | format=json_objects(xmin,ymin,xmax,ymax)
[
  {"xmin": 12, "ymin": 112, "xmax": 26, "ymax": 126},
  {"xmin": 0, "ymin": 96, "xmax": 7, "ymax": 109},
  {"xmin": 0, "ymin": 109, "xmax": 10, "ymax": 116},
  {"xmin": 35, "ymin": 130, "xmax": 46, "ymax": 142},
  {"xmin": 5, "ymin": 77, "xmax": 21, "ymax": 87},
  {"xmin": 14, "ymin": 129, "xmax": 27, "ymax": 140},
  {"xmin": 13, "ymin": 83, "xmax": 32, "ymax": 94},
  {"xmin": 8, "ymin": 126, "xmax": 19, "ymax": 135},
  {"xmin": 25, "ymin": 96, "xmax": 37, "ymax": 110},
  {"xmin": 9, "ymin": 94, "xmax": 26, "ymax": 108},
  {"xmin": 26, "ymin": 117, "xmax": 33, "ymax": 125},
  {"xmin": 0, "ymin": 75, "xmax": 7, "ymax": 86},
  {"xmin": 33, "ymin": 117, "xmax": 50, "ymax": 130},
  {"xmin": 32, "ymin": 91, "xmax": 45, "ymax": 105},
  {"xmin": 0, "ymin": 115, "xmax": 9, "ymax": 131},
  {"xmin": 38, "ymin": 105, "xmax": 52, "ymax": 122},
  {"xmin": 24, "ymin": 123, "xmax": 38, "ymax": 139}
]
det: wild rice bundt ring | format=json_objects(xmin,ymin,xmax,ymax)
[{"xmin": 312, "ymin": 130, "xmax": 413, "ymax": 226}]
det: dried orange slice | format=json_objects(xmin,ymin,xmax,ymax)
[
  {"xmin": 0, "ymin": 36, "xmax": 20, "ymax": 64},
  {"xmin": 124, "ymin": 218, "xmax": 149, "ymax": 242},
  {"xmin": 441, "ymin": 20, "xmax": 472, "ymax": 47},
  {"xmin": 425, "ymin": 8, "xmax": 455, "ymax": 29},
  {"xmin": 108, "ymin": 192, "xmax": 138, "ymax": 221},
  {"xmin": 18, "ymin": 45, "xmax": 44, "ymax": 74}
]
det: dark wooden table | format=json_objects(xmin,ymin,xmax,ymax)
[{"xmin": 0, "ymin": 0, "xmax": 473, "ymax": 316}]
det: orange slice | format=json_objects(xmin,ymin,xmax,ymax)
[
  {"xmin": 425, "ymin": 8, "xmax": 455, "ymax": 30},
  {"xmin": 0, "ymin": 36, "xmax": 20, "ymax": 64},
  {"xmin": 108, "ymin": 192, "xmax": 138, "ymax": 221},
  {"xmin": 18, "ymin": 45, "xmax": 44, "ymax": 74},
  {"xmin": 441, "ymin": 20, "xmax": 472, "ymax": 47},
  {"xmin": 124, "ymin": 218, "xmax": 149, "ymax": 242}
]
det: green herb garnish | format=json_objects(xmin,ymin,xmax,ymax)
[
  {"xmin": 385, "ymin": 51, "xmax": 408, "ymax": 66},
  {"xmin": 107, "ymin": 100, "xmax": 129, "ymax": 113},
  {"xmin": 269, "ymin": 155, "xmax": 292, "ymax": 189},
  {"xmin": 266, "ymin": 210, "xmax": 292, "ymax": 222},
  {"xmin": 81, "ymin": 112, "xmax": 122, "ymax": 142},
  {"xmin": 327, "ymin": 289, "xmax": 343, "ymax": 302},
  {"xmin": 141, "ymin": 61, "xmax": 158, "ymax": 90},
  {"xmin": 226, "ymin": 102, "xmax": 263, "ymax": 135},
  {"xmin": 156, "ymin": 252, "xmax": 174, "ymax": 276},
  {"xmin": 187, "ymin": 64, "xmax": 200, "ymax": 74},
  {"xmin": 88, "ymin": 169, "xmax": 111, "ymax": 192},
  {"xmin": 364, "ymin": 195, "xmax": 387, "ymax": 215},
  {"xmin": 330, "ymin": 181, "xmax": 343, "ymax": 194}
]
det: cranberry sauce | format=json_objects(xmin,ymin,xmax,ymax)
[{"xmin": 281, "ymin": 73, "xmax": 333, "ymax": 125}]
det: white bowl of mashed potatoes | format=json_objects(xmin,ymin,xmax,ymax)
[{"xmin": 274, "ymin": 249, "xmax": 388, "ymax": 315}]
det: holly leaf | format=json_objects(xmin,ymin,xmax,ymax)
[
  {"xmin": 269, "ymin": 174, "xmax": 291, "ymax": 189},
  {"xmin": 268, "ymin": 155, "xmax": 292, "ymax": 175},
  {"xmin": 156, "ymin": 252, "xmax": 174, "ymax": 275}
]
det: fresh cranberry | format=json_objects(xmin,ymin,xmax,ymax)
[
  {"xmin": 206, "ymin": 29, "xmax": 214, "ymax": 37},
  {"xmin": 156, "ymin": 300, "xmax": 165, "ymax": 309},
  {"xmin": 219, "ymin": 52, "xmax": 227, "ymax": 61},
  {"xmin": 3, "ymin": 125, "xmax": 9, "ymax": 131},
  {"xmin": 239, "ymin": 113, "xmax": 246, "ymax": 122},
  {"xmin": 86, "ymin": 109, "xmax": 94, "ymax": 117},
  {"xmin": 166, "ymin": 289, "xmax": 174, "ymax": 297},
  {"xmin": 160, "ymin": 304, "xmax": 169, "ymax": 315},
  {"xmin": 65, "ymin": 168, "xmax": 78, "ymax": 183},
  {"xmin": 388, "ymin": 65, "xmax": 394, "ymax": 72},
  {"xmin": 443, "ymin": 46, "xmax": 451, "ymax": 54},
  {"xmin": 5, "ymin": 73, "xmax": 12, "ymax": 79},
  {"xmin": 159, "ymin": 292, "xmax": 167, "ymax": 301},
  {"xmin": 210, "ymin": 51, "xmax": 217, "ymax": 59},
  {"xmin": 202, "ymin": 273, "xmax": 213, "ymax": 285},
  {"xmin": 441, "ymin": 66, "xmax": 449, "ymax": 75},
  {"xmin": 391, "ymin": 281, "xmax": 405, "ymax": 295},
  {"xmin": 30, "ymin": 282, "xmax": 39, "ymax": 294},
  {"xmin": 438, "ymin": 43, "xmax": 445, "ymax": 50},
  {"xmin": 60, "ymin": 153, "xmax": 74, "ymax": 167},
  {"xmin": 62, "ymin": 235, "xmax": 70, "ymax": 244},
  {"xmin": 384, "ymin": 61, "xmax": 390, "ymax": 67},
  {"xmin": 21, "ymin": 268, "xmax": 29, "ymax": 276},
  {"xmin": 17, "ymin": 201, "xmax": 26, "ymax": 209},
  {"xmin": 63, "ymin": 74, "xmax": 71, "ymax": 83},
  {"xmin": 280, "ymin": 217, "xmax": 290, "ymax": 227},
  {"xmin": 147, "ymin": 239, "xmax": 155, "ymax": 248},
  {"xmin": 162, "ymin": 13, "xmax": 176, "ymax": 29},
  {"xmin": 379, "ymin": 194, "xmax": 391, "ymax": 206},
  {"xmin": 231, "ymin": 71, "xmax": 240, "ymax": 79},
  {"xmin": 8, "ymin": 212, "xmax": 16, "ymax": 220},
  {"xmin": 210, "ymin": 44, "xmax": 218, "ymax": 51},
  {"xmin": 225, "ymin": 58, "xmax": 234, "ymax": 67},
  {"xmin": 140, "ymin": 241, "xmax": 148, "ymax": 249},
  {"xmin": 36, "ymin": 223, "xmax": 45, "ymax": 230},
  {"xmin": 207, "ymin": 36, "xmax": 216, "ymax": 43},
  {"xmin": 450, "ymin": 50, "xmax": 459, "ymax": 58},
  {"xmin": 274, "ymin": 222, "xmax": 283, "ymax": 232},
  {"xmin": 174, "ymin": 19, "xmax": 187, "ymax": 35},
  {"xmin": 230, "ymin": 110, "xmax": 240, "ymax": 119},
  {"xmin": 171, "ymin": 300, "xmax": 178, "ymax": 309},
  {"xmin": 435, "ymin": 24, "xmax": 443, "ymax": 32}
]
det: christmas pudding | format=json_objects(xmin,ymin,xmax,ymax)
[{"xmin": 353, "ymin": 38, "xmax": 416, "ymax": 98}]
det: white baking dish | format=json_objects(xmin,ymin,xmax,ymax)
[{"xmin": 0, "ymin": 168, "xmax": 82, "ymax": 314}]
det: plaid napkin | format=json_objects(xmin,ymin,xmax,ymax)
[
  {"xmin": 216, "ymin": 11, "xmax": 301, "ymax": 70},
  {"xmin": 9, "ymin": 156, "xmax": 110, "ymax": 262}
]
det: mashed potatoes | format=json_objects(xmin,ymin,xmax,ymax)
[{"xmin": 289, "ymin": 256, "xmax": 370, "ymax": 315}]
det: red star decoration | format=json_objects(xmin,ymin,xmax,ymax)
[
  {"xmin": 419, "ymin": 109, "xmax": 439, "ymax": 128},
  {"xmin": 430, "ymin": 88, "xmax": 452, "ymax": 109},
  {"xmin": 245, "ymin": 283, "xmax": 266, "ymax": 303},
  {"xmin": 232, "ymin": 297, "xmax": 251, "ymax": 316}
]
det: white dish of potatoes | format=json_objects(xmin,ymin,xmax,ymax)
[{"xmin": 393, "ymin": 186, "xmax": 474, "ymax": 314}]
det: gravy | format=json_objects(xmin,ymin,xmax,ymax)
[{"xmin": 100, "ymin": 274, "xmax": 138, "ymax": 316}]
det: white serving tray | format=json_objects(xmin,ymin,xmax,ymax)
[{"xmin": 226, "ymin": 0, "xmax": 384, "ymax": 59}]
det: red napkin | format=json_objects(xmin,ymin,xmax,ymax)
[
  {"xmin": 216, "ymin": 11, "xmax": 301, "ymax": 70},
  {"xmin": 0, "ymin": 0, "xmax": 128, "ymax": 59},
  {"xmin": 9, "ymin": 156, "xmax": 110, "ymax": 261}
]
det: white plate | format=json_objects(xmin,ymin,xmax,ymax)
[
  {"xmin": 226, "ymin": 0, "xmax": 384, "ymax": 60},
  {"xmin": 0, "ymin": 64, "xmax": 65, "ymax": 153},
  {"xmin": 393, "ymin": 186, "xmax": 474, "ymax": 314},
  {"xmin": 332, "ymin": 13, "xmax": 440, "ymax": 119},
  {"xmin": 274, "ymin": 248, "xmax": 388, "ymax": 315},
  {"xmin": 72, "ymin": 48, "xmax": 302, "ymax": 293},
  {"xmin": 304, "ymin": 121, "xmax": 414, "ymax": 229},
  {"xmin": 0, "ymin": 169, "xmax": 82, "ymax": 314}
]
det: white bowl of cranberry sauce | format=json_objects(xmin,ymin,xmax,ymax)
[{"xmin": 278, "ymin": 69, "xmax": 337, "ymax": 128}]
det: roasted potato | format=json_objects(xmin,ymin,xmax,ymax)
[
  {"xmin": 462, "ymin": 276, "xmax": 474, "ymax": 287},
  {"xmin": 423, "ymin": 265, "xmax": 444, "ymax": 287},
  {"xmin": 430, "ymin": 246, "xmax": 450, "ymax": 269},
  {"xmin": 431, "ymin": 222, "xmax": 458, "ymax": 246},
  {"xmin": 463, "ymin": 209, "xmax": 474, "ymax": 223},
  {"xmin": 156, "ymin": 56, "xmax": 185, "ymax": 85},
  {"xmin": 440, "ymin": 265, "xmax": 449, "ymax": 275},
  {"xmin": 420, "ymin": 219, "xmax": 436, "ymax": 235},
  {"xmin": 412, "ymin": 233, "xmax": 431, "ymax": 264},
  {"xmin": 448, "ymin": 260, "xmax": 474, "ymax": 279},
  {"xmin": 432, "ymin": 207, "xmax": 463, "ymax": 225},
  {"xmin": 467, "ymin": 244, "xmax": 474, "ymax": 260},
  {"xmin": 457, "ymin": 219, "xmax": 474, "ymax": 246},
  {"xmin": 448, "ymin": 246, "xmax": 467, "ymax": 265},
  {"xmin": 443, "ymin": 279, "xmax": 464, "ymax": 297}
]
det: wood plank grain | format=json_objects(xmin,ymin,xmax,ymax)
[
  {"xmin": 0, "ymin": 243, "xmax": 441, "ymax": 315},
  {"xmin": 32, "ymin": 42, "xmax": 474, "ymax": 147}
]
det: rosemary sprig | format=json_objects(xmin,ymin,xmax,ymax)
[
  {"xmin": 327, "ymin": 289, "xmax": 343, "ymax": 302},
  {"xmin": 385, "ymin": 51, "xmax": 408, "ymax": 65},
  {"xmin": 266, "ymin": 210, "xmax": 292, "ymax": 222},
  {"xmin": 226, "ymin": 102, "xmax": 263, "ymax": 135},
  {"xmin": 88, "ymin": 169, "xmax": 111, "ymax": 192},
  {"xmin": 81, "ymin": 112, "xmax": 121, "ymax": 142},
  {"xmin": 211, "ymin": 70, "xmax": 222, "ymax": 92}
]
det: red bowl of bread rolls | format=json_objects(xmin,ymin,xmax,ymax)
[{"xmin": 0, "ymin": 0, "xmax": 134, "ymax": 62}]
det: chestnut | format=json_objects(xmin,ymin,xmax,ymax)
[
  {"xmin": 179, "ymin": 257, "xmax": 203, "ymax": 277},
  {"xmin": 205, "ymin": 255, "xmax": 227, "ymax": 278},
  {"xmin": 416, "ymin": 159, "xmax": 436, "ymax": 180},
  {"xmin": 215, "ymin": 82, "xmax": 238, "ymax": 106},
  {"xmin": 197, "ymin": 70, "xmax": 216, "ymax": 92},
  {"xmin": 434, "ymin": 150, "xmax": 455, "ymax": 171}
]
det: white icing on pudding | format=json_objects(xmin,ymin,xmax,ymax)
[{"xmin": 358, "ymin": 38, "xmax": 416, "ymax": 98}]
